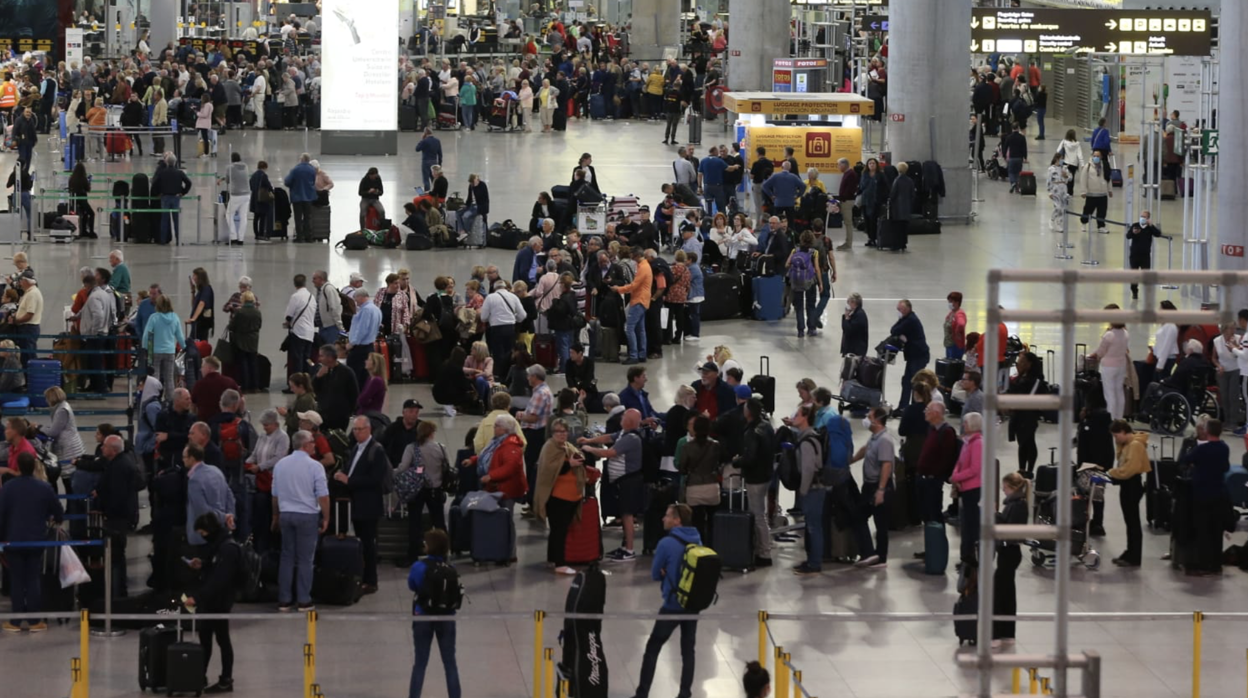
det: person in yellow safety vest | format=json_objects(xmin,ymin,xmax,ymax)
[{"xmin": 0, "ymin": 76, "xmax": 18, "ymax": 123}]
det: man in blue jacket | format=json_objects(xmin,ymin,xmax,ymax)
[
  {"xmin": 283, "ymin": 153, "xmax": 318, "ymax": 243},
  {"xmin": 760, "ymin": 161, "xmax": 806, "ymax": 224},
  {"xmin": 0, "ymin": 452, "xmax": 65, "ymax": 631},
  {"xmin": 415, "ymin": 128, "xmax": 443, "ymax": 192},
  {"xmin": 631, "ymin": 503, "xmax": 701, "ymax": 698},
  {"xmin": 406, "ymin": 529, "xmax": 462, "ymax": 698},
  {"xmin": 511, "ymin": 236, "xmax": 543, "ymax": 285},
  {"xmin": 890, "ymin": 298, "xmax": 930, "ymax": 411}
]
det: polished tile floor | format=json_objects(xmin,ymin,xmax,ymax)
[{"xmin": 1, "ymin": 116, "xmax": 1244, "ymax": 698}]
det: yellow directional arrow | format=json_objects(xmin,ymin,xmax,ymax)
[
  {"xmin": 970, "ymin": 17, "xmax": 980, "ymax": 29},
  {"xmin": 970, "ymin": 41, "xmax": 979, "ymax": 52},
  {"xmin": 1104, "ymin": 43, "xmax": 1117, "ymax": 52},
  {"xmin": 1106, "ymin": 19, "xmax": 1117, "ymax": 30}
]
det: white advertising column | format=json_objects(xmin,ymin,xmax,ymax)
[
  {"xmin": 1217, "ymin": 1, "xmax": 1248, "ymax": 306},
  {"xmin": 320, "ymin": 0, "xmax": 400, "ymax": 156},
  {"xmin": 726, "ymin": 0, "xmax": 791, "ymax": 93},
  {"xmin": 886, "ymin": 0, "xmax": 972, "ymax": 219}
]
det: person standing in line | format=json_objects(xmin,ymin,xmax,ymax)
[
  {"xmin": 1006, "ymin": 351, "xmax": 1045, "ymax": 475},
  {"xmin": 850, "ymin": 406, "xmax": 895, "ymax": 569},
  {"xmin": 890, "ymin": 299, "xmax": 930, "ymax": 411},
  {"xmin": 1088, "ymin": 309, "xmax": 1129, "ymax": 420},
  {"xmin": 950, "ymin": 412, "xmax": 984, "ymax": 566},
  {"xmin": 311, "ymin": 271, "xmax": 344, "ymax": 349},
  {"xmin": 406, "ymin": 529, "xmax": 462, "ymax": 698},
  {"xmin": 184, "ymin": 513, "xmax": 240, "ymax": 694},
  {"xmin": 1106, "ymin": 421, "xmax": 1149, "ymax": 568},
  {"xmin": 944, "ymin": 292, "xmax": 968, "ymax": 360},
  {"xmin": 791, "ymin": 404, "xmax": 826, "ymax": 576},
  {"xmin": 1213, "ymin": 323, "xmax": 1243, "ymax": 430},
  {"xmin": 0, "ymin": 452, "xmax": 64, "ymax": 632},
  {"xmin": 333, "ymin": 416, "xmax": 389, "ymax": 594},
  {"xmin": 534, "ymin": 417, "xmax": 586, "ymax": 576},
  {"xmin": 631, "ymin": 503, "xmax": 702, "ymax": 698},
  {"xmin": 834, "ymin": 157, "xmax": 859, "ymax": 251},
  {"xmin": 283, "ymin": 274, "xmax": 317, "ymax": 382},
  {"xmin": 92, "ymin": 435, "xmax": 140, "ymax": 597},
  {"xmin": 184, "ymin": 442, "xmax": 235, "ymax": 546},
  {"xmin": 1125, "ymin": 211, "xmax": 1162, "ymax": 300},
  {"xmin": 249, "ymin": 161, "xmax": 275, "ymax": 242},
  {"xmin": 992, "ymin": 472, "xmax": 1029, "ymax": 649},
  {"xmin": 221, "ymin": 152, "xmax": 250, "ymax": 246},
  {"xmin": 271, "ymin": 430, "xmax": 329, "ymax": 611},
  {"xmin": 1002, "ymin": 122, "xmax": 1027, "ymax": 194},
  {"xmin": 1033, "ymin": 84, "xmax": 1048, "ymax": 140},
  {"xmin": 1046, "ymin": 152, "xmax": 1071, "ymax": 234},
  {"xmin": 153, "ymin": 152, "xmax": 193, "ymax": 244},
  {"xmin": 358, "ymin": 167, "xmax": 385, "ymax": 231},
  {"xmin": 284, "ymin": 153, "xmax": 317, "ymax": 243},
  {"xmin": 734, "ymin": 397, "xmax": 776, "ymax": 568},
  {"xmin": 1178, "ymin": 418, "xmax": 1231, "ymax": 576},
  {"xmin": 346, "ymin": 288, "xmax": 381, "ymax": 389}
]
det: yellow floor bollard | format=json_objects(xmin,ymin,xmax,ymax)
[
  {"xmin": 784, "ymin": 654, "xmax": 794, "ymax": 698},
  {"xmin": 1012, "ymin": 667, "xmax": 1021, "ymax": 694},
  {"xmin": 1193, "ymin": 611, "xmax": 1204, "ymax": 698},
  {"xmin": 774, "ymin": 647, "xmax": 787, "ymax": 698},
  {"xmin": 303, "ymin": 645, "xmax": 315, "ymax": 698},
  {"xmin": 543, "ymin": 648, "xmax": 554, "ymax": 698},
  {"xmin": 71, "ymin": 657, "xmax": 82, "ymax": 698},
  {"xmin": 1029, "ymin": 668, "xmax": 1038, "ymax": 694},
  {"xmin": 80, "ymin": 609, "xmax": 90, "ymax": 698},
  {"xmin": 758, "ymin": 611, "xmax": 768, "ymax": 669},
  {"xmin": 533, "ymin": 611, "xmax": 545, "ymax": 698},
  {"xmin": 793, "ymin": 669, "xmax": 802, "ymax": 698},
  {"xmin": 559, "ymin": 678, "xmax": 569, "ymax": 698}
]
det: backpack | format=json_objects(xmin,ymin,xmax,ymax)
[
  {"xmin": 778, "ymin": 431, "xmax": 821, "ymax": 491},
  {"xmin": 218, "ymin": 418, "xmax": 252, "ymax": 471},
  {"xmin": 339, "ymin": 289, "xmax": 357, "ymax": 328},
  {"xmin": 817, "ymin": 415, "xmax": 854, "ymax": 486},
  {"xmin": 676, "ymin": 543, "xmax": 721, "ymax": 612},
  {"xmin": 232, "ymin": 539, "xmax": 264, "ymax": 603},
  {"xmin": 787, "ymin": 249, "xmax": 817, "ymax": 292},
  {"xmin": 416, "ymin": 561, "xmax": 464, "ymax": 615}
]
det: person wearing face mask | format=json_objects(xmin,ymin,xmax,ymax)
[
  {"xmin": 849, "ymin": 405, "xmax": 895, "ymax": 569},
  {"xmin": 890, "ymin": 299, "xmax": 930, "ymax": 412},
  {"xmin": 1079, "ymin": 149, "xmax": 1112, "ymax": 234},
  {"xmin": 840, "ymin": 292, "xmax": 869, "ymax": 360},
  {"xmin": 1125, "ymin": 211, "xmax": 1162, "ymax": 300}
]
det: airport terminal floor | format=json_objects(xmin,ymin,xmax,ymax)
[{"xmin": 3, "ymin": 115, "xmax": 1246, "ymax": 698}]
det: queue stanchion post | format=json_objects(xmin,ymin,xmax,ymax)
[
  {"xmin": 1193, "ymin": 611, "xmax": 1203, "ymax": 698},
  {"xmin": 1055, "ymin": 210, "xmax": 1073, "ymax": 260},
  {"xmin": 80, "ymin": 608, "xmax": 90, "ymax": 698},
  {"xmin": 1012, "ymin": 667, "xmax": 1021, "ymax": 693},
  {"xmin": 774, "ymin": 646, "xmax": 787, "ymax": 697},
  {"xmin": 533, "ymin": 610, "xmax": 545, "ymax": 698},
  {"xmin": 1081, "ymin": 215, "xmax": 1100, "ymax": 266},
  {"xmin": 90, "ymin": 535, "xmax": 125, "ymax": 637},
  {"xmin": 1162, "ymin": 236, "xmax": 1179, "ymax": 290},
  {"xmin": 543, "ymin": 647, "xmax": 554, "ymax": 698},
  {"xmin": 758, "ymin": 611, "xmax": 768, "ymax": 668},
  {"xmin": 792, "ymin": 668, "xmax": 801, "ymax": 698}
]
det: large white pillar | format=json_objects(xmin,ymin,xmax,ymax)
[
  {"xmin": 630, "ymin": 0, "xmax": 680, "ymax": 64},
  {"xmin": 1218, "ymin": 2, "xmax": 1248, "ymax": 306},
  {"xmin": 726, "ymin": 0, "xmax": 790, "ymax": 92},
  {"xmin": 886, "ymin": 0, "xmax": 972, "ymax": 219},
  {"xmin": 147, "ymin": 0, "xmax": 178, "ymax": 58}
]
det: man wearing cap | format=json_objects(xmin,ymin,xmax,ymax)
[
  {"xmin": 346, "ymin": 288, "xmax": 381, "ymax": 389},
  {"xmin": 312, "ymin": 345, "xmax": 359, "ymax": 432},
  {"xmin": 12, "ymin": 270, "xmax": 42, "ymax": 366},
  {"xmin": 271, "ymin": 430, "xmax": 330, "ymax": 612},
  {"xmin": 297, "ymin": 411, "xmax": 336, "ymax": 468},
  {"xmin": 381, "ymin": 399, "xmax": 424, "ymax": 466},
  {"xmin": 340, "ymin": 272, "xmax": 365, "ymax": 331},
  {"xmin": 692, "ymin": 362, "xmax": 735, "ymax": 419}
]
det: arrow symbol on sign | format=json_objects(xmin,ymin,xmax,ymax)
[
  {"xmin": 1106, "ymin": 19, "xmax": 1117, "ymax": 29},
  {"xmin": 970, "ymin": 17, "xmax": 979, "ymax": 29},
  {"xmin": 1105, "ymin": 43, "xmax": 1117, "ymax": 52},
  {"xmin": 870, "ymin": 21, "xmax": 880, "ymax": 30},
  {"xmin": 971, "ymin": 41, "xmax": 979, "ymax": 51}
]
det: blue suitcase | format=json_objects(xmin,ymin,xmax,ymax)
[
  {"xmin": 924, "ymin": 521, "xmax": 949, "ymax": 575},
  {"xmin": 589, "ymin": 93, "xmax": 606, "ymax": 120},
  {"xmin": 752, "ymin": 275, "xmax": 785, "ymax": 322},
  {"xmin": 470, "ymin": 507, "xmax": 515, "ymax": 564},
  {"xmin": 449, "ymin": 505, "xmax": 472, "ymax": 555},
  {"xmin": 28, "ymin": 360, "xmax": 62, "ymax": 407},
  {"xmin": 64, "ymin": 134, "xmax": 84, "ymax": 173},
  {"xmin": 840, "ymin": 380, "xmax": 882, "ymax": 408}
]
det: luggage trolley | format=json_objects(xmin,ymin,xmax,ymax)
[
  {"xmin": 1026, "ymin": 463, "xmax": 1105, "ymax": 570},
  {"xmin": 834, "ymin": 338, "xmax": 899, "ymax": 415}
]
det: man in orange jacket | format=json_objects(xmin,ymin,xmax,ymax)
[{"xmin": 611, "ymin": 246, "xmax": 652, "ymax": 365}]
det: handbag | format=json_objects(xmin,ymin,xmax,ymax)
[
  {"xmin": 214, "ymin": 331, "xmax": 235, "ymax": 365},
  {"xmin": 257, "ymin": 187, "xmax": 274, "ymax": 203},
  {"xmin": 411, "ymin": 312, "xmax": 443, "ymax": 344}
]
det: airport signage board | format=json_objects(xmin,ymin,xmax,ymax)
[
  {"xmin": 746, "ymin": 126, "xmax": 863, "ymax": 174},
  {"xmin": 970, "ymin": 8, "xmax": 1212, "ymax": 56},
  {"xmin": 322, "ymin": 0, "xmax": 399, "ymax": 131}
]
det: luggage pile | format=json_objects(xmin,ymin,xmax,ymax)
[{"xmin": 837, "ymin": 353, "xmax": 887, "ymax": 414}]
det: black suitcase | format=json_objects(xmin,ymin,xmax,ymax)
[
  {"xmin": 139, "ymin": 625, "xmax": 178, "ymax": 691},
  {"xmin": 487, "ymin": 222, "xmax": 521, "ymax": 249},
  {"xmin": 857, "ymin": 356, "xmax": 886, "ymax": 390},
  {"xmin": 878, "ymin": 218, "xmax": 908, "ymax": 251},
  {"xmin": 921, "ymin": 197, "xmax": 939, "ymax": 221},
  {"xmin": 551, "ymin": 185, "xmax": 572, "ymax": 200},
  {"xmin": 165, "ymin": 615, "xmax": 206, "ymax": 696},
  {"xmin": 701, "ymin": 272, "xmax": 743, "ymax": 321},
  {"xmin": 448, "ymin": 505, "xmax": 471, "ymax": 555},
  {"xmin": 399, "ymin": 105, "xmax": 419, "ymax": 131},
  {"xmin": 264, "ymin": 101, "xmax": 283, "ymax": 131},
  {"xmin": 642, "ymin": 480, "xmax": 677, "ymax": 555},
  {"xmin": 907, "ymin": 217, "xmax": 942, "ymax": 235},
  {"xmin": 747, "ymin": 356, "xmax": 776, "ymax": 415},
  {"xmin": 1147, "ymin": 436, "xmax": 1178, "ymax": 529},
  {"xmin": 312, "ymin": 501, "xmax": 365, "ymax": 605},
  {"xmin": 559, "ymin": 564, "xmax": 609, "ymax": 698},
  {"xmin": 1018, "ymin": 171, "xmax": 1037, "ymax": 195},
  {"xmin": 131, "ymin": 173, "xmax": 154, "ymax": 243},
  {"xmin": 406, "ymin": 233, "xmax": 434, "ymax": 250},
  {"xmin": 470, "ymin": 507, "xmax": 515, "ymax": 564},
  {"xmin": 712, "ymin": 476, "xmax": 755, "ymax": 571},
  {"xmin": 954, "ymin": 592, "xmax": 978, "ymax": 646},
  {"xmin": 308, "ymin": 204, "xmax": 331, "ymax": 242},
  {"xmin": 935, "ymin": 358, "xmax": 964, "ymax": 389}
]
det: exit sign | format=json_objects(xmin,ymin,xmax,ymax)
[
  {"xmin": 890, "ymin": 113, "xmax": 905, "ymax": 122},
  {"xmin": 1221, "ymin": 244, "xmax": 1244, "ymax": 258},
  {"xmin": 730, "ymin": 49, "xmax": 741, "ymax": 57}
]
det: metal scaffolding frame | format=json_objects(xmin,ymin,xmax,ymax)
[{"xmin": 960, "ymin": 267, "xmax": 1245, "ymax": 698}]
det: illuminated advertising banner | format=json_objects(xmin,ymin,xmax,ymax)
[
  {"xmin": 322, "ymin": 0, "xmax": 399, "ymax": 131},
  {"xmin": 746, "ymin": 126, "xmax": 863, "ymax": 174},
  {"xmin": 971, "ymin": 8, "xmax": 1212, "ymax": 56}
]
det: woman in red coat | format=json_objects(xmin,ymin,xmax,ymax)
[{"xmin": 466, "ymin": 414, "xmax": 528, "ymax": 504}]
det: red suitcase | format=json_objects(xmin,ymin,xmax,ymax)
[
  {"xmin": 374, "ymin": 338, "xmax": 391, "ymax": 382},
  {"xmin": 406, "ymin": 337, "xmax": 431, "ymax": 381},
  {"xmin": 106, "ymin": 131, "xmax": 130, "ymax": 155},
  {"xmin": 564, "ymin": 497, "xmax": 603, "ymax": 565},
  {"xmin": 534, "ymin": 334, "xmax": 557, "ymax": 371},
  {"xmin": 195, "ymin": 340, "xmax": 212, "ymax": 361}
]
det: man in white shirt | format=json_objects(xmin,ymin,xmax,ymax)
[
  {"xmin": 284, "ymin": 274, "xmax": 317, "ymax": 382},
  {"xmin": 271, "ymin": 430, "xmax": 329, "ymax": 611},
  {"xmin": 249, "ymin": 67, "xmax": 268, "ymax": 129},
  {"xmin": 311, "ymin": 270, "xmax": 344, "ymax": 347},
  {"xmin": 480, "ymin": 279, "xmax": 526, "ymax": 380}
]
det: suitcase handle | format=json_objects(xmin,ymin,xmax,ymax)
[
  {"xmin": 333, "ymin": 498, "xmax": 353, "ymax": 538},
  {"xmin": 1158, "ymin": 435, "xmax": 1176, "ymax": 461},
  {"xmin": 760, "ymin": 355, "xmax": 770, "ymax": 377}
]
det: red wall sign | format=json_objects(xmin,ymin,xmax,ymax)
[
  {"xmin": 890, "ymin": 113, "xmax": 905, "ymax": 122},
  {"xmin": 1221, "ymin": 244, "xmax": 1244, "ymax": 258}
]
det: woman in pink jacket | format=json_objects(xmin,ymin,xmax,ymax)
[{"xmin": 951, "ymin": 411, "xmax": 984, "ymax": 565}]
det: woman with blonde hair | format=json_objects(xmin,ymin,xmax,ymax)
[
  {"xmin": 463, "ymin": 341, "xmax": 494, "ymax": 405},
  {"xmin": 535, "ymin": 417, "xmax": 587, "ymax": 575},
  {"xmin": 43, "ymin": 386, "xmax": 85, "ymax": 464},
  {"xmin": 355, "ymin": 352, "xmax": 388, "ymax": 414}
]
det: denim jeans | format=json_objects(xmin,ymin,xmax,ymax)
[
  {"xmin": 1007, "ymin": 157, "xmax": 1024, "ymax": 188},
  {"xmin": 421, "ymin": 161, "xmax": 436, "ymax": 192},
  {"xmin": 472, "ymin": 375, "xmax": 489, "ymax": 404},
  {"xmin": 278, "ymin": 511, "xmax": 320, "ymax": 605},
  {"xmin": 15, "ymin": 323, "xmax": 38, "ymax": 367},
  {"xmin": 159, "ymin": 195, "xmax": 181, "ymax": 244},
  {"xmin": 793, "ymin": 286, "xmax": 818, "ymax": 334},
  {"xmin": 458, "ymin": 204, "xmax": 484, "ymax": 237},
  {"xmin": 409, "ymin": 620, "xmax": 461, "ymax": 698},
  {"xmin": 945, "ymin": 345, "xmax": 965, "ymax": 360},
  {"xmin": 555, "ymin": 330, "xmax": 573, "ymax": 372},
  {"xmin": 686, "ymin": 301, "xmax": 702, "ymax": 338},
  {"xmin": 815, "ymin": 270, "xmax": 831, "ymax": 323},
  {"xmin": 1035, "ymin": 107, "xmax": 1046, "ymax": 138},
  {"xmin": 635, "ymin": 610, "xmax": 698, "ymax": 698},
  {"xmin": 625, "ymin": 303, "xmax": 647, "ymax": 361},
  {"xmin": 461, "ymin": 104, "xmax": 475, "ymax": 129},
  {"xmin": 801, "ymin": 488, "xmax": 826, "ymax": 570}
]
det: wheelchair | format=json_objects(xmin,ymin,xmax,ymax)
[{"xmin": 1134, "ymin": 367, "xmax": 1219, "ymax": 435}]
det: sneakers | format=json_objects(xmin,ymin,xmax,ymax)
[
  {"xmin": 685, "ymin": 336, "xmax": 699, "ymax": 343},
  {"xmin": 854, "ymin": 554, "xmax": 881, "ymax": 568},
  {"xmin": 444, "ymin": 405, "xmax": 457, "ymax": 417},
  {"xmin": 1234, "ymin": 425, "xmax": 1248, "ymax": 436},
  {"xmin": 2, "ymin": 622, "xmax": 21, "ymax": 633},
  {"xmin": 205, "ymin": 679, "xmax": 235, "ymax": 694},
  {"xmin": 836, "ymin": 243, "xmax": 852, "ymax": 251},
  {"xmin": 792, "ymin": 563, "xmax": 821, "ymax": 576},
  {"xmin": 297, "ymin": 603, "xmax": 316, "ymax": 612},
  {"xmin": 27, "ymin": 622, "xmax": 47, "ymax": 633},
  {"xmin": 555, "ymin": 566, "xmax": 578, "ymax": 575},
  {"xmin": 277, "ymin": 604, "xmax": 294, "ymax": 613},
  {"xmin": 606, "ymin": 548, "xmax": 637, "ymax": 562}
]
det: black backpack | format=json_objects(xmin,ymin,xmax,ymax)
[{"xmin": 416, "ymin": 561, "xmax": 464, "ymax": 615}]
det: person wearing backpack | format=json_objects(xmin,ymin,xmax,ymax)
[
  {"xmin": 785, "ymin": 231, "xmax": 824, "ymax": 338},
  {"xmin": 632, "ymin": 502, "xmax": 702, "ymax": 698},
  {"xmin": 406, "ymin": 528, "xmax": 463, "ymax": 698},
  {"xmin": 733, "ymin": 397, "xmax": 775, "ymax": 567},
  {"xmin": 184, "ymin": 512, "xmax": 241, "ymax": 695},
  {"xmin": 789, "ymin": 404, "xmax": 826, "ymax": 576}
]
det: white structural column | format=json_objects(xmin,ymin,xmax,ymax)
[
  {"xmin": 147, "ymin": 1, "xmax": 178, "ymax": 59},
  {"xmin": 726, "ymin": 0, "xmax": 792, "ymax": 92},
  {"xmin": 886, "ymin": 0, "xmax": 973, "ymax": 219},
  {"xmin": 1218, "ymin": 2, "xmax": 1248, "ymax": 307},
  {"xmin": 631, "ymin": 0, "xmax": 681, "ymax": 63}
]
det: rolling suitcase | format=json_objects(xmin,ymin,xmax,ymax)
[
  {"xmin": 1159, "ymin": 179, "xmax": 1177, "ymax": 200},
  {"xmin": 448, "ymin": 505, "xmax": 471, "ymax": 555},
  {"xmin": 64, "ymin": 133, "xmax": 85, "ymax": 173},
  {"xmin": 751, "ymin": 275, "xmax": 785, "ymax": 322},
  {"xmin": 138, "ymin": 624, "xmax": 179, "ymax": 691},
  {"xmin": 534, "ymin": 334, "xmax": 557, "ymax": 371},
  {"xmin": 559, "ymin": 564, "xmax": 609, "ymax": 698},
  {"xmin": 935, "ymin": 358, "xmax": 964, "ymax": 389},
  {"xmin": 265, "ymin": 101, "xmax": 283, "ymax": 131},
  {"xmin": 712, "ymin": 476, "xmax": 755, "ymax": 571},
  {"xmin": 308, "ymin": 204, "xmax": 331, "ymax": 242},
  {"xmin": 599, "ymin": 326, "xmax": 620, "ymax": 363},
  {"xmin": 399, "ymin": 105, "xmax": 419, "ymax": 131},
  {"xmin": 878, "ymin": 218, "xmax": 908, "ymax": 251},
  {"xmin": 1017, "ymin": 171, "xmax": 1037, "ymax": 195},
  {"xmin": 687, "ymin": 108, "xmax": 702, "ymax": 144},
  {"xmin": 954, "ymin": 591, "xmax": 978, "ymax": 645},
  {"xmin": 856, "ymin": 356, "xmax": 886, "ymax": 390},
  {"xmin": 470, "ymin": 507, "xmax": 515, "ymax": 564},
  {"xmin": 106, "ymin": 130, "xmax": 130, "ymax": 156},
  {"xmin": 923, "ymin": 520, "xmax": 949, "ymax": 574},
  {"xmin": 1147, "ymin": 436, "xmax": 1178, "ymax": 529},
  {"xmin": 839, "ymin": 380, "xmax": 881, "ymax": 408},
  {"xmin": 165, "ymin": 615, "xmax": 206, "ymax": 696},
  {"xmin": 312, "ymin": 501, "xmax": 365, "ymax": 605},
  {"xmin": 1110, "ymin": 168, "xmax": 1123, "ymax": 187},
  {"xmin": 747, "ymin": 356, "xmax": 776, "ymax": 415},
  {"xmin": 822, "ymin": 485, "xmax": 859, "ymax": 563},
  {"xmin": 701, "ymin": 272, "xmax": 743, "ymax": 321},
  {"xmin": 589, "ymin": 93, "xmax": 607, "ymax": 120},
  {"xmin": 564, "ymin": 496, "xmax": 603, "ymax": 564}
]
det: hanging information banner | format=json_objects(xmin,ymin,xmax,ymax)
[
  {"xmin": 65, "ymin": 28, "xmax": 84, "ymax": 67},
  {"xmin": 971, "ymin": 8, "xmax": 1212, "ymax": 56},
  {"xmin": 322, "ymin": 0, "xmax": 399, "ymax": 131}
]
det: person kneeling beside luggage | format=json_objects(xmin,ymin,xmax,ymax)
[{"xmin": 184, "ymin": 512, "xmax": 241, "ymax": 694}]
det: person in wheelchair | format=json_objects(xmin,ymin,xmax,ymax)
[{"xmin": 1139, "ymin": 339, "xmax": 1210, "ymax": 417}]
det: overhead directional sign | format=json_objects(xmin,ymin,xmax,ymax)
[
  {"xmin": 971, "ymin": 8, "xmax": 1212, "ymax": 56},
  {"xmin": 860, "ymin": 15, "xmax": 889, "ymax": 32}
]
